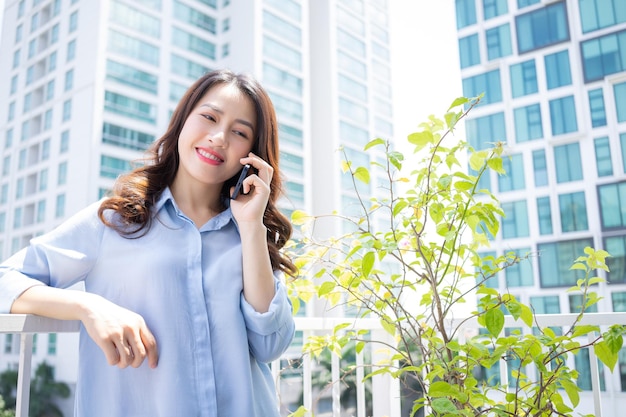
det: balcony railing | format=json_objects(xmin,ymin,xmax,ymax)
[{"xmin": 2, "ymin": 313, "xmax": 626, "ymax": 417}]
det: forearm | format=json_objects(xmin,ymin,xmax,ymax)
[
  {"xmin": 11, "ymin": 285, "xmax": 93, "ymax": 321},
  {"xmin": 239, "ymin": 222, "xmax": 276, "ymax": 313}
]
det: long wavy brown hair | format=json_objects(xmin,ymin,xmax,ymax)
[{"xmin": 98, "ymin": 69, "xmax": 297, "ymax": 277}]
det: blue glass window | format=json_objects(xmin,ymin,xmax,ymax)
[
  {"xmin": 588, "ymin": 88, "xmax": 607, "ymax": 127},
  {"xmin": 462, "ymin": 70, "xmax": 502, "ymax": 105},
  {"xmin": 615, "ymin": 82, "xmax": 626, "ymax": 123},
  {"xmin": 517, "ymin": 0, "xmax": 539, "ymax": 8},
  {"xmin": 598, "ymin": 181, "xmax": 626, "ymax": 229},
  {"xmin": 106, "ymin": 60, "xmax": 158, "ymax": 94},
  {"xmin": 499, "ymin": 153, "xmax": 525, "ymax": 192},
  {"xmin": 469, "ymin": 165, "xmax": 491, "ymax": 192},
  {"xmin": 622, "ymin": 134, "xmax": 626, "ymax": 174},
  {"xmin": 505, "ymin": 247, "xmax": 533, "ymax": 287},
  {"xmin": 483, "ymin": 0, "xmax": 507, "ymax": 20},
  {"xmin": 537, "ymin": 196, "xmax": 552, "ymax": 235},
  {"xmin": 501, "ymin": 200, "xmax": 529, "ymax": 239},
  {"xmin": 605, "ymin": 236, "xmax": 626, "ymax": 284},
  {"xmin": 514, "ymin": 103, "xmax": 543, "ymax": 142},
  {"xmin": 579, "ymin": 0, "xmax": 626, "ymax": 34},
  {"xmin": 554, "ymin": 142, "xmax": 583, "ymax": 183},
  {"xmin": 465, "ymin": 112, "xmax": 506, "ymax": 150},
  {"xmin": 549, "ymin": 96, "xmax": 577, "ymax": 135},
  {"xmin": 476, "ymin": 251, "xmax": 498, "ymax": 288},
  {"xmin": 456, "ymin": 0, "xmax": 477, "ymax": 29},
  {"xmin": 594, "ymin": 136, "xmax": 613, "ymax": 177},
  {"xmin": 581, "ymin": 29, "xmax": 626, "ymax": 82},
  {"xmin": 559, "ymin": 191, "xmax": 588, "ymax": 232},
  {"xmin": 532, "ymin": 149, "xmax": 548, "ymax": 186},
  {"xmin": 459, "ymin": 34, "xmax": 480, "ymax": 68},
  {"xmin": 486, "ymin": 23, "xmax": 512, "ymax": 60},
  {"xmin": 516, "ymin": 2, "xmax": 569, "ymax": 54},
  {"xmin": 544, "ymin": 50, "xmax": 572, "ymax": 89},
  {"xmin": 510, "ymin": 60, "xmax": 537, "ymax": 97},
  {"xmin": 538, "ymin": 239, "xmax": 592, "ymax": 287}
]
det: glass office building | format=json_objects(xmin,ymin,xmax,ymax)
[
  {"xmin": 0, "ymin": 0, "xmax": 394, "ymax": 412},
  {"xmin": 456, "ymin": 0, "xmax": 626, "ymax": 412}
]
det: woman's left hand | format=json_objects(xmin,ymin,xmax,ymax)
[{"xmin": 230, "ymin": 152, "xmax": 273, "ymax": 225}]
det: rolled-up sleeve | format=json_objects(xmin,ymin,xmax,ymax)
[
  {"xmin": 240, "ymin": 277, "xmax": 295, "ymax": 363},
  {"xmin": 0, "ymin": 202, "xmax": 104, "ymax": 313}
]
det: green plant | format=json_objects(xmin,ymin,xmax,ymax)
[{"xmin": 286, "ymin": 96, "xmax": 625, "ymax": 416}]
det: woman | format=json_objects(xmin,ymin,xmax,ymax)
[{"xmin": 0, "ymin": 69, "xmax": 297, "ymax": 416}]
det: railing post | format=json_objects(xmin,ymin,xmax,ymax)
[
  {"xmin": 588, "ymin": 332, "xmax": 603, "ymax": 417},
  {"xmin": 15, "ymin": 333, "xmax": 33, "ymax": 417}
]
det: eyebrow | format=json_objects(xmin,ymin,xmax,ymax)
[{"xmin": 199, "ymin": 104, "xmax": 255, "ymax": 132}]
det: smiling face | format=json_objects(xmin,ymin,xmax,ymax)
[{"xmin": 174, "ymin": 82, "xmax": 257, "ymax": 191}]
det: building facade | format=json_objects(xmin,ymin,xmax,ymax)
[
  {"xmin": 0, "ymin": 0, "xmax": 393, "ymax": 414},
  {"xmin": 456, "ymin": 0, "xmax": 626, "ymax": 413}
]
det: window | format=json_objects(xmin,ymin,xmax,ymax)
[
  {"xmin": 574, "ymin": 349, "xmax": 605, "ymax": 392},
  {"xmin": 569, "ymin": 294, "xmax": 598, "ymax": 314},
  {"xmin": 476, "ymin": 251, "xmax": 498, "ymax": 288},
  {"xmin": 110, "ymin": 0, "xmax": 160, "ymax": 38},
  {"xmin": 594, "ymin": 137, "xmax": 613, "ymax": 177},
  {"xmin": 598, "ymin": 182, "xmax": 626, "ymax": 230},
  {"xmin": 222, "ymin": 18, "xmax": 230, "ymax": 32},
  {"xmin": 60, "ymin": 130, "xmax": 69, "ymax": 153},
  {"xmin": 559, "ymin": 191, "xmax": 588, "ymax": 232},
  {"xmin": 337, "ymin": 29, "xmax": 366, "ymax": 56},
  {"xmin": 36, "ymin": 200, "xmax": 46, "ymax": 223},
  {"xmin": 456, "ymin": 0, "xmax": 477, "ymax": 29},
  {"xmin": 517, "ymin": 0, "xmax": 539, "ymax": 8},
  {"xmin": 588, "ymin": 88, "xmax": 607, "ymax": 127},
  {"xmin": 279, "ymin": 124, "xmax": 303, "ymax": 148},
  {"xmin": 67, "ymin": 39, "xmax": 76, "ymax": 61},
  {"xmin": 549, "ymin": 96, "xmax": 577, "ymax": 135},
  {"xmin": 505, "ymin": 247, "xmax": 533, "ymax": 287},
  {"xmin": 486, "ymin": 23, "xmax": 512, "ymax": 60},
  {"xmin": 108, "ymin": 30, "xmax": 158, "ymax": 66},
  {"xmin": 554, "ymin": 143, "xmax": 582, "ymax": 183},
  {"xmin": 100, "ymin": 155, "xmax": 131, "ymax": 179},
  {"xmin": 622, "ymin": 133, "xmax": 626, "ymax": 174},
  {"xmin": 514, "ymin": 104, "xmax": 543, "ymax": 142},
  {"xmin": 338, "ymin": 51, "xmax": 366, "ymax": 80},
  {"xmin": 581, "ymin": 29, "xmax": 626, "ymax": 82},
  {"xmin": 499, "ymin": 154, "xmax": 525, "ymax": 192},
  {"xmin": 605, "ymin": 236, "xmax": 626, "ymax": 284},
  {"xmin": 462, "ymin": 70, "xmax": 501, "ymax": 105},
  {"xmin": 544, "ymin": 50, "xmax": 572, "ymax": 89},
  {"xmin": 48, "ymin": 333, "xmax": 57, "ymax": 354},
  {"xmin": 510, "ymin": 60, "xmax": 537, "ymax": 98},
  {"xmin": 501, "ymin": 200, "xmax": 529, "ymax": 239},
  {"xmin": 39, "ymin": 169, "xmax": 48, "ymax": 191},
  {"xmin": 173, "ymin": 0, "xmax": 216, "ymax": 33},
  {"xmin": 263, "ymin": 10, "xmax": 301, "ymax": 46},
  {"xmin": 57, "ymin": 162, "xmax": 67, "ymax": 185},
  {"xmin": 104, "ymin": 91, "xmax": 156, "ymax": 123},
  {"xmin": 613, "ymin": 292, "xmax": 626, "ymax": 311},
  {"xmin": 46, "ymin": 80, "xmax": 55, "ymax": 101},
  {"xmin": 483, "ymin": 0, "xmax": 507, "ymax": 20},
  {"xmin": 102, "ymin": 123, "xmax": 155, "ymax": 151},
  {"xmin": 530, "ymin": 295, "xmax": 560, "ymax": 314},
  {"xmin": 270, "ymin": 93, "xmax": 302, "ymax": 122},
  {"xmin": 579, "ymin": 0, "xmax": 626, "ymax": 33},
  {"xmin": 516, "ymin": 2, "xmax": 569, "ymax": 54},
  {"xmin": 615, "ymin": 81, "xmax": 626, "ymax": 123},
  {"xmin": 465, "ymin": 112, "xmax": 506, "ymax": 151},
  {"xmin": 537, "ymin": 196, "xmax": 552, "ymax": 235},
  {"xmin": 12, "ymin": 49, "xmax": 20, "ymax": 69},
  {"xmin": 338, "ymin": 74, "xmax": 367, "ymax": 102},
  {"xmin": 170, "ymin": 54, "xmax": 211, "ymax": 81},
  {"xmin": 459, "ymin": 34, "xmax": 480, "ymax": 68},
  {"xmin": 264, "ymin": 37, "xmax": 302, "ymax": 71},
  {"xmin": 107, "ymin": 61, "xmax": 158, "ymax": 94},
  {"xmin": 172, "ymin": 27, "xmax": 216, "ymax": 59},
  {"xmin": 538, "ymin": 239, "xmax": 593, "ymax": 287},
  {"xmin": 64, "ymin": 69, "xmax": 74, "ymax": 91},
  {"xmin": 69, "ymin": 11, "xmax": 78, "ymax": 32},
  {"xmin": 15, "ymin": 24, "xmax": 23, "ymax": 43},
  {"xmin": 62, "ymin": 99, "xmax": 72, "ymax": 121}
]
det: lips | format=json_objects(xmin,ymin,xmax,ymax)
[{"xmin": 196, "ymin": 147, "xmax": 224, "ymax": 163}]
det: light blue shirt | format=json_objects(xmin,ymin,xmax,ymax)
[{"xmin": 0, "ymin": 188, "xmax": 295, "ymax": 417}]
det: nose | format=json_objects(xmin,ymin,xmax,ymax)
[{"xmin": 209, "ymin": 128, "xmax": 226, "ymax": 147}]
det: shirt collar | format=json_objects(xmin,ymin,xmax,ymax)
[{"xmin": 154, "ymin": 187, "xmax": 236, "ymax": 232}]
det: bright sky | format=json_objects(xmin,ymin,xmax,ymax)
[{"xmin": 389, "ymin": 1, "xmax": 463, "ymax": 144}]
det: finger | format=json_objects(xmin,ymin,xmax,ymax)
[
  {"xmin": 114, "ymin": 339, "xmax": 133, "ymax": 368},
  {"xmin": 100, "ymin": 341, "xmax": 121, "ymax": 367},
  {"xmin": 140, "ymin": 326, "xmax": 159, "ymax": 369},
  {"xmin": 242, "ymin": 153, "xmax": 273, "ymax": 184},
  {"xmin": 125, "ymin": 332, "xmax": 147, "ymax": 368}
]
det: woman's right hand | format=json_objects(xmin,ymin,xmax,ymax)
[
  {"xmin": 80, "ymin": 294, "xmax": 159, "ymax": 369},
  {"xmin": 11, "ymin": 286, "xmax": 158, "ymax": 369}
]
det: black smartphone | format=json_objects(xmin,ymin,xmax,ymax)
[{"xmin": 230, "ymin": 164, "xmax": 251, "ymax": 199}]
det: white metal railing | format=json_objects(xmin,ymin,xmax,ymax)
[{"xmin": 2, "ymin": 313, "xmax": 626, "ymax": 417}]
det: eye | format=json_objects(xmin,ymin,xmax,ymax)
[
  {"xmin": 201, "ymin": 114, "xmax": 216, "ymax": 122},
  {"xmin": 232, "ymin": 130, "xmax": 249, "ymax": 139}
]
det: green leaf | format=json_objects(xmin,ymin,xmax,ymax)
[
  {"xmin": 291, "ymin": 209, "xmax": 310, "ymax": 225},
  {"xmin": 408, "ymin": 131, "xmax": 434, "ymax": 151},
  {"xmin": 448, "ymin": 96, "xmax": 469, "ymax": 110},
  {"xmin": 594, "ymin": 341, "xmax": 618, "ymax": 371},
  {"xmin": 485, "ymin": 308, "xmax": 505, "ymax": 337},
  {"xmin": 520, "ymin": 304, "xmax": 534, "ymax": 327},
  {"xmin": 354, "ymin": 166, "xmax": 370, "ymax": 184},
  {"xmin": 380, "ymin": 316, "xmax": 396, "ymax": 336},
  {"xmin": 560, "ymin": 378, "xmax": 580, "ymax": 407},
  {"xmin": 362, "ymin": 251, "xmax": 375, "ymax": 278},
  {"xmin": 453, "ymin": 180, "xmax": 474, "ymax": 191},
  {"xmin": 364, "ymin": 138, "xmax": 385, "ymax": 151},
  {"xmin": 288, "ymin": 406, "xmax": 308, "ymax": 417},
  {"xmin": 318, "ymin": 281, "xmax": 336, "ymax": 297},
  {"xmin": 431, "ymin": 398, "xmax": 457, "ymax": 414},
  {"xmin": 469, "ymin": 150, "xmax": 488, "ymax": 170}
]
